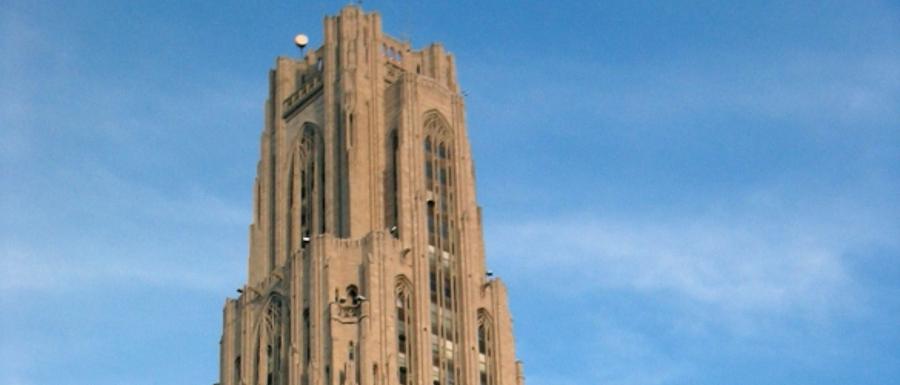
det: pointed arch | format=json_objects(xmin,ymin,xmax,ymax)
[
  {"xmin": 251, "ymin": 293, "xmax": 290, "ymax": 385},
  {"xmin": 422, "ymin": 109, "xmax": 460, "ymax": 385},
  {"xmin": 293, "ymin": 122, "xmax": 326, "ymax": 243},
  {"xmin": 395, "ymin": 275, "xmax": 415, "ymax": 385},
  {"xmin": 422, "ymin": 110, "xmax": 453, "ymax": 140},
  {"xmin": 476, "ymin": 309, "xmax": 496, "ymax": 385}
]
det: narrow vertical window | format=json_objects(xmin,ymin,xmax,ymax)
[
  {"xmin": 299, "ymin": 124, "xmax": 319, "ymax": 242},
  {"xmin": 256, "ymin": 180, "xmax": 261, "ymax": 223},
  {"xmin": 234, "ymin": 356, "xmax": 241, "ymax": 385},
  {"xmin": 347, "ymin": 113, "xmax": 354, "ymax": 147},
  {"xmin": 303, "ymin": 307, "xmax": 311, "ymax": 365},
  {"xmin": 386, "ymin": 130, "xmax": 400, "ymax": 237},
  {"xmin": 396, "ymin": 278, "xmax": 414, "ymax": 385},
  {"xmin": 286, "ymin": 164, "xmax": 295, "ymax": 256}
]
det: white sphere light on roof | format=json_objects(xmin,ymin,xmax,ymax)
[{"xmin": 294, "ymin": 34, "xmax": 309, "ymax": 48}]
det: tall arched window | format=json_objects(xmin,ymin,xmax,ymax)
[
  {"xmin": 477, "ymin": 310, "xmax": 496, "ymax": 385},
  {"xmin": 396, "ymin": 277, "xmax": 415, "ymax": 385},
  {"xmin": 422, "ymin": 111, "xmax": 459, "ymax": 385},
  {"xmin": 256, "ymin": 295, "xmax": 288, "ymax": 385},
  {"xmin": 423, "ymin": 113, "xmax": 455, "ymax": 254},
  {"xmin": 299, "ymin": 125, "xmax": 316, "ymax": 240},
  {"xmin": 293, "ymin": 123, "xmax": 326, "ymax": 245},
  {"xmin": 296, "ymin": 123, "xmax": 322, "ymax": 375}
]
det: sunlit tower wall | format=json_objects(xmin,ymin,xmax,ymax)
[{"xmin": 219, "ymin": 6, "xmax": 525, "ymax": 385}]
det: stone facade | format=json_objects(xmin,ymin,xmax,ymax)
[{"xmin": 219, "ymin": 6, "xmax": 524, "ymax": 385}]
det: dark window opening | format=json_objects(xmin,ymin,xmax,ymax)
[
  {"xmin": 303, "ymin": 307, "xmax": 311, "ymax": 363},
  {"xmin": 346, "ymin": 285, "xmax": 359, "ymax": 304},
  {"xmin": 235, "ymin": 356, "xmax": 241, "ymax": 382},
  {"xmin": 349, "ymin": 341, "xmax": 355, "ymax": 360}
]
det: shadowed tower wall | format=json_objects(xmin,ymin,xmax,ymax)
[{"xmin": 219, "ymin": 6, "xmax": 525, "ymax": 385}]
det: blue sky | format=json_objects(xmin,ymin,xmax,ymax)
[{"xmin": 2, "ymin": 1, "xmax": 899, "ymax": 384}]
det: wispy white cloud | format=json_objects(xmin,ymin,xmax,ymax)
[
  {"xmin": 0, "ymin": 7, "xmax": 53, "ymax": 162},
  {"xmin": 1, "ymin": 243, "xmax": 234, "ymax": 293},
  {"xmin": 69, "ymin": 164, "xmax": 250, "ymax": 227},
  {"xmin": 486, "ymin": 186, "xmax": 897, "ymax": 331},
  {"xmin": 0, "ymin": 3, "xmax": 256, "ymax": 295},
  {"xmin": 588, "ymin": 320, "xmax": 692, "ymax": 385},
  {"xmin": 518, "ymin": 314, "xmax": 693, "ymax": 385},
  {"xmin": 1, "ymin": 162, "xmax": 249, "ymax": 294},
  {"xmin": 468, "ymin": 50, "xmax": 900, "ymax": 137},
  {"xmin": 489, "ymin": 181, "xmax": 898, "ymax": 385},
  {"xmin": 601, "ymin": 52, "xmax": 900, "ymax": 126}
]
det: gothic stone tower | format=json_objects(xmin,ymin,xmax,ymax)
[{"xmin": 219, "ymin": 6, "xmax": 525, "ymax": 385}]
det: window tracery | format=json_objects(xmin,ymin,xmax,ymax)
[
  {"xmin": 423, "ymin": 111, "xmax": 459, "ymax": 385},
  {"xmin": 477, "ymin": 310, "xmax": 495, "ymax": 385},
  {"xmin": 255, "ymin": 294, "xmax": 288, "ymax": 385},
  {"xmin": 396, "ymin": 277, "xmax": 415, "ymax": 385}
]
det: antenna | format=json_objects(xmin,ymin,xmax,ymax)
[{"xmin": 294, "ymin": 34, "xmax": 309, "ymax": 56}]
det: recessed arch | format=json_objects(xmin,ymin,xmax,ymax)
[
  {"xmin": 249, "ymin": 293, "xmax": 290, "ymax": 385},
  {"xmin": 422, "ymin": 109, "xmax": 453, "ymax": 140},
  {"xmin": 291, "ymin": 122, "xmax": 326, "ymax": 239},
  {"xmin": 476, "ymin": 308, "xmax": 496, "ymax": 385},
  {"xmin": 395, "ymin": 275, "xmax": 415, "ymax": 385},
  {"xmin": 422, "ymin": 109, "xmax": 460, "ymax": 385}
]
